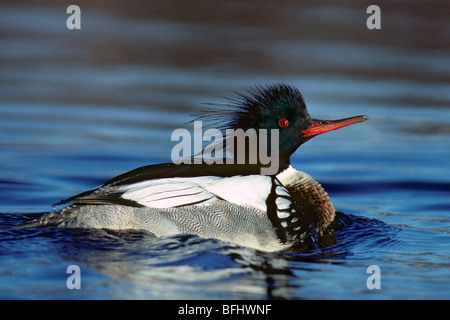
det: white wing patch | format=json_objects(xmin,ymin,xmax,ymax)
[
  {"xmin": 119, "ymin": 177, "xmax": 221, "ymax": 208},
  {"xmin": 118, "ymin": 175, "xmax": 274, "ymax": 211},
  {"xmin": 204, "ymin": 175, "xmax": 273, "ymax": 211}
]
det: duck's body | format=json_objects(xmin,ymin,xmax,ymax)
[
  {"xmin": 33, "ymin": 84, "xmax": 366, "ymax": 252},
  {"xmin": 38, "ymin": 166, "xmax": 334, "ymax": 251}
]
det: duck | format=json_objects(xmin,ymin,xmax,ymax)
[{"xmin": 34, "ymin": 84, "xmax": 367, "ymax": 252}]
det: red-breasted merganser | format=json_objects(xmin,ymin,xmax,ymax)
[{"xmin": 34, "ymin": 84, "xmax": 367, "ymax": 252}]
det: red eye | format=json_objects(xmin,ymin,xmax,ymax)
[{"xmin": 279, "ymin": 118, "xmax": 289, "ymax": 128}]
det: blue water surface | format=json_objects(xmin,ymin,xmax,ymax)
[{"xmin": 0, "ymin": 1, "xmax": 449, "ymax": 299}]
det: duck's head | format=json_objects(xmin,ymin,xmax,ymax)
[{"xmin": 199, "ymin": 84, "xmax": 367, "ymax": 173}]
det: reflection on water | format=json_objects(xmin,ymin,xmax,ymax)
[
  {"xmin": 1, "ymin": 212, "xmax": 402, "ymax": 299},
  {"xmin": 0, "ymin": 0, "xmax": 449, "ymax": 299}
]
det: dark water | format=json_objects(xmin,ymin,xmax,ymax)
[{"xmin": 1, "ymin": 1, "xmax": 449, "ymax": 299}]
